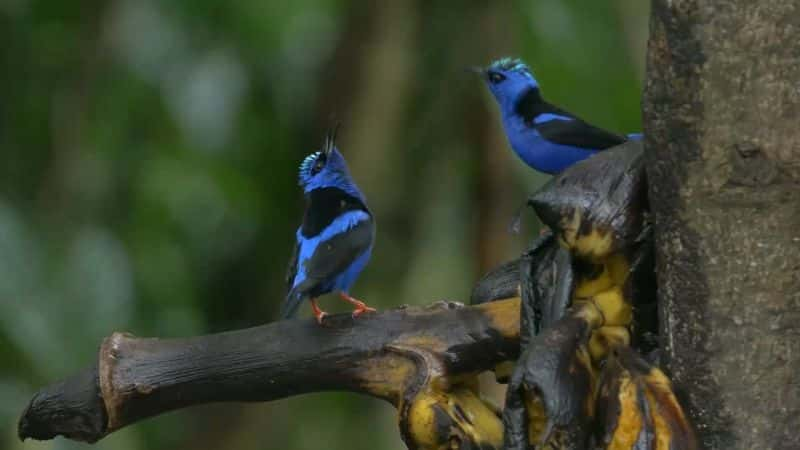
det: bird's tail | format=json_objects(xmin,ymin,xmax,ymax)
[
  {"xmin": 627, "ymin": 132, "xmax": 644, "ymax": 141},
  {"xmin": 282, "ymin": 288, "xmax": 306, "ymax": 319}
]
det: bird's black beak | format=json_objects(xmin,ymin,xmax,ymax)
[
  {"xmin": 323, "ymin": 123, "xmax": 339, "ymax": 157},
  {"xmin": 466, "ymin": 66, "xmax": 487, "ymax": 79}
]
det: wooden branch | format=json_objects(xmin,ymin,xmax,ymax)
[{"xmin": 18, "ymin": 299, "xmax": 520, "ymax": 444}]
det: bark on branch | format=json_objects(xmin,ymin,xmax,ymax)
[{"xmin": 18, "ymin": 298, "xmax": 520, "ymax": 444}]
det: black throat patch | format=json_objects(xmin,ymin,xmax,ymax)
[{"xmin": 301, "ymin": 187, "xmax": 369, "ymax": 238}]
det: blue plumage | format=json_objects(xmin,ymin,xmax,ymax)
[
  {"xmin": 284, "ymin": 128, "xmax": 376, "ymax": 323},
  {"xmin": 478, "ymin": 57, "xmax": 639, "ymax": 174}
]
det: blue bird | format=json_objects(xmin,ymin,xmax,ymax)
[
  {"xmin": 477, "ymin": 58, "xmax": 641, "ymax": 174},
  {"xmin": 284, "ymin": 128, "xmax": 376, "ymax": 324}
]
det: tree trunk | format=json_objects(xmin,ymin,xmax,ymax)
[{"xmin": 644, "ymin": 2, "xmax": 800, "ymax": 449}]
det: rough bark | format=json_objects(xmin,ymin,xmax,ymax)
[
  {"xmin": 644, "ymin": 2, "xmax": 800, "ymax": 449},
  {"xmin": 18, "ymin": 299, "xmax": 520, "ymax": 444}
]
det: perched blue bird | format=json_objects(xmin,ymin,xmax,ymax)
[
  {"xmin": 284, "ymin": 128, "xmax": 376, "ymax": 324},
  {"xmin": 477, "ymin": 58, "xmax": 640, "ymax": 174}
]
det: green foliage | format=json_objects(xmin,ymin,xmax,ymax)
[{"xmin": 0, "ymin": 1, "xmax": 646, "ymax": 449}]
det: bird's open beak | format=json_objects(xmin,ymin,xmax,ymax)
[{"xmin": 323, "ymin": 123, "xmax": 339, "ymax": 156}]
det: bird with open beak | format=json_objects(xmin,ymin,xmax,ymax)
[{"xmin": 284, "ymin": 127, "xmax": 376, "ymax": 324}]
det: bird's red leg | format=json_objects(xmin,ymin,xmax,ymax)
[
  {"xmin": 310, "ymin": 298, "xmax": 327, "ymax": 324},
  {"xmin": 338, "ymin": 292, "xmax": 376, "ymax": 318}
]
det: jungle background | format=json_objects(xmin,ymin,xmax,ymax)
[{"xmin": 1, "ymin": 1, "xmax": 647, "ymax": 449}]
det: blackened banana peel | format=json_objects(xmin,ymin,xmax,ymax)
[
  {"xmin": 595, "ymin": 346, "xmax": 697, "ymax": 450},
  {"xmin": 475, "ymin": 141, "xmax": 696, "ymax": 450},
  {"xmin": 529, "ymin": 141, "xmax": 649, "ymax": 264},
  {"xmin": 504, "ymin": 314, "xmax": 596, "ymax": 449},
  {"xmin": 393, "ymin": 344, "xmax": 504, "ymax": 450}
]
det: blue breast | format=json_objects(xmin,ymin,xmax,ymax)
[{"xmin": 505, "ymin": 125, "xmax": 597, "ymax": 174}]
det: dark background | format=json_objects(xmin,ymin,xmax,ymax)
[{"xmin": 1, "ymin": 1, "xmax": 647, "ymax": 449}]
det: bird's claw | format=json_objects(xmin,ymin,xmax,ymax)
[
  {"xmin": 339, "ymin": 292, "xmax": 376, "ymax": 318},
  {"xmin": 310, "ymin": 298, "xmax": 328, "ymax": 325},
  {"xmin": 351, "ymin": 305, "xmax": 376, "ymax": 318}
]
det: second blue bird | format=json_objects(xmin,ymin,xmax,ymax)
[
  {"xmin": 284, "ymin": 128, "xmax": 376, "ymax": 324},
  {"xmin": 477, "ymin": 58, "xmax": 641, "ymax": 174}
]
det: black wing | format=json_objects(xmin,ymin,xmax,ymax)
[
  {"xmin": 535, "ymin": 118, "xmax": 627, "ymax": 150},
  {"xmin": 514, "ymin": 90, "xmax": 627, "ymax": 150},
  {"xmin": 301, "ymin": 216, "xmax": 374, "ymax": 289},
  {"xmin": 283, "ymin": 216, "xmax": 374, "ymax": 318}
]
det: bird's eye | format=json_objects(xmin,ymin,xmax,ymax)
[
  {"xmin": 488, "ymin": 71, "xmax": 506, "ymax": 84},
  {"xmin": 311, "ymin": 157, "xmax": 325, "ymax": 175}
]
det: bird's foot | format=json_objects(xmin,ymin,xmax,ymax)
[
  {"xmin": 351, "ymin": 304, "xmax": 376, "ymax": 318},
  {"xmin": 339, "ymin": 292, "xmax": 377, "ymax": 318},
  {"xmin": 310, "ymin": 299, "xmax": 328, "ymax": 325}
]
